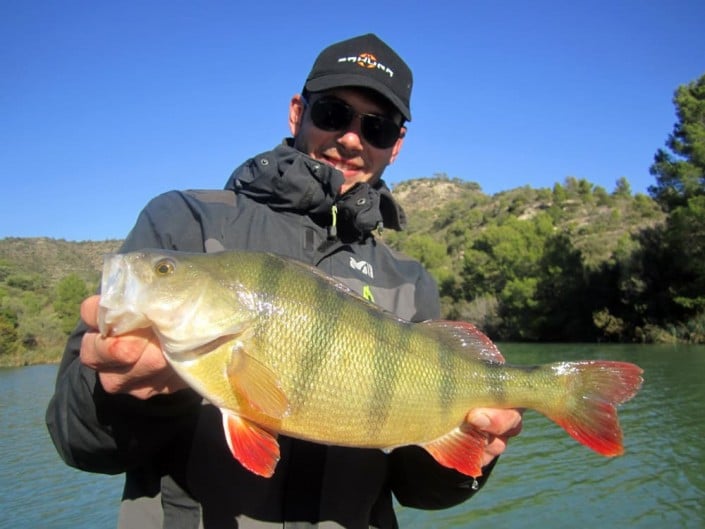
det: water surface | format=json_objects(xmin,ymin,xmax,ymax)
[
  {"xmin": 396, "ymin": 343, "xmax": 705, "ymax": 528},
  {"xmin": 1, "ymin": 344, "xmax": 703, "ymax": 528},
  {"xmin": 0, "ymin": 365, "xmax": 122, "ymax": 529}
]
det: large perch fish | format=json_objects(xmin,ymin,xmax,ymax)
[{"xmin": 98, "ymin": 250, "xmax": 643, "ymax": 478}]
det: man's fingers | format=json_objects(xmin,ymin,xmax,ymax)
[
  {"xmin": 80, "ymin": 329, "xmax": 157, "ymax": 372},
  {"xmin": 464, "ymin": 408, "xmax": 524, "ymax": 467},
  {"xmin": 466, "ymin": 408, "xmax": 524, "ymax": 437},
  {"xmin": 80, "ymin": 295, "xmax": 101, "ymax": 329},
  {"xmin": 76, "ymin": 294, "xmax": 186, "ymax": 398}
]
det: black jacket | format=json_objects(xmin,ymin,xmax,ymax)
[{"xmin": 46, "ymin": 142, "xmax": 494, "ymax": 528}]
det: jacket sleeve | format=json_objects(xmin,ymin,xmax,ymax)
[
  {"xmin": 389, "ymin": 446, "xmax": 497, "ymax": 509},
  {"xmin": 410, "ymin": 266, "xmax": 441, "ymax": 322},
  {"xmin": 45, "ymin": 192, "xmax": 205, "ymax": 474}
]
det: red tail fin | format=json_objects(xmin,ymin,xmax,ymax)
[{"xmin": 549, "ymin": 361, "xmax": 643, "ymax": 456}]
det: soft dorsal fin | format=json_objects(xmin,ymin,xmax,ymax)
[{"xmin": 421, "ymin": 320, "xmax": 505, "ymax": 364}]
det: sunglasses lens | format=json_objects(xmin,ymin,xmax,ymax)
[
  {"xmin": 310, "ymin": 98, "xmax": 354, "ymax": 131},
  {"xmin": 361, "ymin": 116, "xmax": 400, "ymax": 149},
  {"xmin": 310, "ymin": 97, "xmax": 401, "ymax": 149}
]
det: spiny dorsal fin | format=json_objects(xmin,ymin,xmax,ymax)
[{"xmin": 421, "ymin": 320, "xmax": 505, "ymax": 364}]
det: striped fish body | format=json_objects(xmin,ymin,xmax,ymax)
[{"xmin": 98, "ymin": 250, "xmax": 643, "ymax": 478}]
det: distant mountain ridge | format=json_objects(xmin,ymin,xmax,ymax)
[
  {"xmin": 0, "ymin": 237, "xmax": 122, "ymax": 286},
  {"xmin": 0, "ymin": 176, "xmax": 663, "ymax": 287},
  {"xmin": 388, "ymin": 176, "xmax": 663, "ymax": 269}
]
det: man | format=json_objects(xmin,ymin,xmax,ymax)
[{"xmin": 47, "ymin": 34, "xmax": 522, "ymax": 528}]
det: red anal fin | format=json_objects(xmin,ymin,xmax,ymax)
[
  {"xmin": 422, "ymin": 423, "xmax": 488, "ymax": 478},
  {"xmin": 221, "ymin": 410, "xmax": 280, "ymax": 477}
]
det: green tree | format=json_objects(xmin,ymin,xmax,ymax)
[
  {"xmin": 401, "ymin": 233, "xmax": 449, "ymax": 271},
  {"xmin": 532, "ymin": 233, "xmax": 592, "ymax": 341},
  {"xmin": 460, "ymin": 213, "xmax": 555, "ymax": 339},
  {"xmin": 498, "ymin": 277, "xmax": 539, "ymax": 340},
  {"xmin": 6, "ymin": 273, "xmax": 44, "ymax": 291},
  {"xmin": 592, "ymin": 309, "xmax": 626, "ymax": 341},
  {"xmin": 53, "ymin": 274, "xmax": 89, "ymax": 334},
  {"xmin": 401, "ymin": 233, "xmax": 456, "ymax": 292},
  {"xmin": 552, "ymin": 182, "xmax": 567, "ymax": 203},
  {"xmin": 0, "ymin": 304, "xmax": 18, "ymax": 357},
  {"xmin": 0, "ymin": 260, "xmax": 14, "ymax": 282},
  {"xmin": 644, "ymin": 74, "xmax": 705, "ymax": 340},
  {"xmin": 664, "ymin": 195, "xmax": 705, "ymax": 312},
  {"xmin": 613, "ymin": 177, "xmax": 632, "ymax": 198},
  {"xmin": 649, "ymin": 73, "xmax": 705, "ymax": 212}
]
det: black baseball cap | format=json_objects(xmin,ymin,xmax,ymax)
[{"xmin": 304, "ymin": 34, "xmax": 413, "ymax": 121}]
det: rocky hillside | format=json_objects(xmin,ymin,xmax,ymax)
[
  {"xmin": 388, "ymin": 176, "xmax": 664, "ymax": 269},
  {"xmin": 0, "ymin": 237, "xmax": 121, "ymax": 288}
]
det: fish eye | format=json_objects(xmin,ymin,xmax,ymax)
[{"xmin": 154, "ymin": 258, "xmax": 176, "ymax": 276}]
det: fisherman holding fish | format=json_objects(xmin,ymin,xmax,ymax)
[{"xmin": 47, "ymin": 34, "xmax": 528, "ymax": 528}]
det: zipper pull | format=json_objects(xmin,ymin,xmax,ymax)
[{"xmin": 327, "ymin": 204, "xmax": 338, "ymax": 240}]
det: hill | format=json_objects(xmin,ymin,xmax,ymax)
[
  {"xmin": 388, "ymin": 176, "xmax": 664, "ymax": 269},
  {"xmin": 0, "ymin": 176, "xmax": 679, "ymax": 366},
  {"xmin": 0, "ymin": 238, "xmax": 122, "ymax": 366},
  {"xmin": 384, "ymin": 176, "xmax": 674, "ymax": 342},
  {"xmin": 0, "ymin": 237, "xmax": 121, "ymax": 286},
  {"xmin": 0, "ymin": 177, "xmax": 663, "ymax": 288}
]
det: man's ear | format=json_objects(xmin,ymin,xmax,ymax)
[
  {"xmin": 289, "ymin": 94, "xmax": 306, "ymax": 136},
  {"xmin": 388, "ymin": 126, "xmax": 406, "ymax": 164}
]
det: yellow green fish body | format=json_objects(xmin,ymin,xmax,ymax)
[{"xmin": 98, "ymin": 250, "xmax": 643, "ymax": 478}]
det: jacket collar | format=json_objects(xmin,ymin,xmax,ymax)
[{"xmin": 225, "ymin": 140, "xmax": 406, "ymax": 236}]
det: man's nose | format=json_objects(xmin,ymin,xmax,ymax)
[{"xmin": 336, "ymin": 116, "xmax": 364, "ymax": 151}]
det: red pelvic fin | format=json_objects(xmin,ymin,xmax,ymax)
[
  {"xmin": 422, "ymin": 423, "xmax": 488, "ymax": 478},
  {"xmin": 549, "ymin": 361, "xmax": 643, "ymax": 457},
  {"xmin": 221, "ymin": 410, "xmax": 280, "ymax": 477}
]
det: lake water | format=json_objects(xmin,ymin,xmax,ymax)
[{"xmin": 1, "ymin": 344, "xmax": 703, "ymax": 528}]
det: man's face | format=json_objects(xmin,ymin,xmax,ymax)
[{"xmin": 289, "ymin": 87, "xmax": 406, "ymax": 193}]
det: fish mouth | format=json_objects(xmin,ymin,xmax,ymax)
[
  {"xmin": 97, "ymin": 304, "xmax": 112, "ymax": 337},
  {"xmin": 98, "ymin": 253, "xmax": 151, "ymax": 337},
  {"xmin": 98, "ymin": 254, "xmax": 123, "ymax": 337},
  {"xmin": 98, "ymin": 304, "xmax": 150, "ymax": 337}
]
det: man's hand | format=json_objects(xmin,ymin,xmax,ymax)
[
  {"xmin": 467, "ymin": 408, "xmax": 524, "ymax": 467},
  {"xmin": 79, "ymin": 295, "xmax": 188, "ymax": 399}
]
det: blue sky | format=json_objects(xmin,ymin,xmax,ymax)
[{"xmin": 2, "ymin": 0, "xmax": 704, "ymax": 241}]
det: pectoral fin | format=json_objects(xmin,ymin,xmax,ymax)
[
  {"xmin": 227, "ymin": 342, "xmax": 290, "ymax": 420},
  {"xmin": 422, "ymin": 423, "xmax": 488, "ymax": 478},
  {"xmin": 221, "ymin": 410, "xmax": 280, "ymax": 478}
]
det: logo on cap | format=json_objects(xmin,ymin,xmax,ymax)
[{"xmin": 337, "ymin": 52, "xmax": 394, "ymax": 78}]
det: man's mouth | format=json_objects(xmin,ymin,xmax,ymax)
[{"xmin": 322, "ymin": 155, "xmax": 361, "ymax": 176}]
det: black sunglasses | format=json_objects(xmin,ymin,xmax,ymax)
[{"xmin": 303, "ymin": 95, "xmax": 403, "ymax": 149}]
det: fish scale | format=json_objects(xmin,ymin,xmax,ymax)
[{"xmin": 98, "ymin": 249, "xmax": 643, "ymax": 478}]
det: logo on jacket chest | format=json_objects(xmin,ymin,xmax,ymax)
[{"xmin": 349, "ymin": 257, "xmax": 374, "ymax": 279}]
